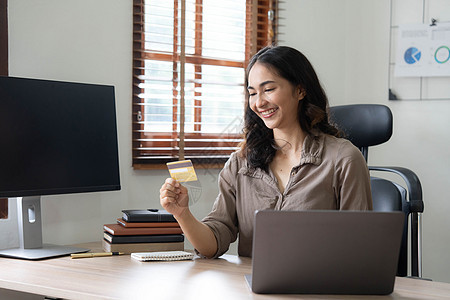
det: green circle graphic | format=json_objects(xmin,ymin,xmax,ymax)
[{"xmin": 434, "ymin": 46, "xmax": 450, "ymax": 64}]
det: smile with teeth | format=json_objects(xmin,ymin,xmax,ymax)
[{"xmin": 260, "ymin": 107, "xmax": 278, "ymax": 118}]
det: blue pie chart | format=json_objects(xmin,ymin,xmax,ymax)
[{"xmin": 404, "ymin": 47, "xmax": 421, "ymax": 64}]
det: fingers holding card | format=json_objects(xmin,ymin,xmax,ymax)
[{"xmin": 166, "ymin": 160, "xmax": 202, "ymax": 206}]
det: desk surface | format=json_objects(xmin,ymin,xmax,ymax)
[{"xmin": 0, "ymin": 242, "xmax": 449, "ymax": 300}]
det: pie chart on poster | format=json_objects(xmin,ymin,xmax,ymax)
[{"xmin": 404, "ymin": 47, "xmax": 421, "ymax": 64}]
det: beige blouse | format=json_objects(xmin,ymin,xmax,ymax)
[{"xmin": 201, "ymin": 132, "xmax": 373, "ymax": 258}]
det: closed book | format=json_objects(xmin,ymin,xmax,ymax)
[
  {"xmin": 122, "ymin": 209, "xmax": 176, "ymax": 223},
  {"xmin": 117, "ymin": 218, "xmax": 180, "ymax": 228},
  {"xmin": 104, "ymin": 232, "xmax": 185, "ymax": 244},
  {"xmin": 102, "ymin": 239, "xmax": 184, "ymax": 254},
  {"xmin": 104, "ymin": 224, "xmax": 183, "ymax": 236}
]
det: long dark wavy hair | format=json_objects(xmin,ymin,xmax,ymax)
[{"xmin": 240, "ymin": 46, "xmax": 340, "ymax": 171}]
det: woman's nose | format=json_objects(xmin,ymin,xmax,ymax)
[{"xmin": 255, "ymin": 93, "xmax": 267, "ymax": 107}]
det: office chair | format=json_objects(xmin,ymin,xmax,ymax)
[{"xmin": 329, "ymin": 104, "xmax": 424, "ymax": 278}]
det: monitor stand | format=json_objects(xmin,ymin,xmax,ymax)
[{"xmin": 0, "ymin": 197, "xmax": 89, "ymax": 260}]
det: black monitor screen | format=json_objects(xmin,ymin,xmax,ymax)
[{"xmin": 0, "ymin": 76, "xmax": 121, "ymax": 198}]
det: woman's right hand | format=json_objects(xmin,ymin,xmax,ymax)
[
  {"xmin": 159, "ymin": 178, "xmax": 190, "ymax": 219},
  {"xmin": 160, "ymin": 178, "xmax": 218, "ymax": 258}
]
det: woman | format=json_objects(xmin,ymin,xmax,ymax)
[{"xmin": 160, "ymin": 46, "xmax": 372, "ymax": 259}]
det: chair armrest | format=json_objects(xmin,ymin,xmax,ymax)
[
  {"xmin": 369, "ymin": 166, "xmax": 424, "ymax": 213},
  {"xmin": 370, "ymin": 166, "xmax": 424, "ymax": 277}
]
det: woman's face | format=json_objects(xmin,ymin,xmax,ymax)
[{"xmin": 247, "ymin": 62, "xmax": 304, "ymax": 131}]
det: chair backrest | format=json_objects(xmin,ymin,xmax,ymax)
[
  {"xmin": 329, "ymin": 104, "xmax": 412, "ymax": 277},
  {"xmin": 329, "ymin": 104, "xmax": 393, "ymax": 161}
]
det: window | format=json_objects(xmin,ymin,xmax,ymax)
[{"xmin": 132, "ymin": 0, "xmax": 278, "ymax": 168}]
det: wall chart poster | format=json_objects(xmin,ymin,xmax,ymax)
[{"xmin": 395, "ymin": 22, "xmax": 450, "ymax": 77}]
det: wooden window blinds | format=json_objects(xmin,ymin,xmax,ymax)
[{"xmin": 132, "ymin": 0, "xmax": 278, "ymax": 169}]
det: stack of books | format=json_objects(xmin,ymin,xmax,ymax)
[{"xmin": 102, "ymin": 209, "xmax": 184, "ymax": 254}]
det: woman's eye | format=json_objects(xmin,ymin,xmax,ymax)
[
  {"xmin": 265, "ymin": 88, "xmax": 274, "ymax": 92},
  {"xmin": 249, "ymin": 92, "xmax": 257, "ymax": 97}
]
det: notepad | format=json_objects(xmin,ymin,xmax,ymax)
[{"xmin": 131, "ymin": 251, "xmax": 194, "ymax": 262}]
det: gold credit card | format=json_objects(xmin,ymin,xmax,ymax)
[{"xmin": 166, "ymin": 160, "xmax": 198, "ymax": 182}]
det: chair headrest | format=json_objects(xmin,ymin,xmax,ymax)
[{"xmin": 329, "ymin": 104, "xmax": 393, "ymax": 148}]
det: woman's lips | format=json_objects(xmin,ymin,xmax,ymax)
[{"xmin": 259, "ymin": 107, "xmax": 278, "ymax": 118}]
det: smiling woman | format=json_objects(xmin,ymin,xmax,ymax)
[
  {"xmin": 247, "ymin": 62, "xmax": 305, "ymax": 132},
  {"xmin": 160, "ymin": 45, "xmax": 373, "ymax": 260}
]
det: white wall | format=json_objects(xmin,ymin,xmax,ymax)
[
  {"xmin": 5, "ymin": 0, "xmax": 226, "ymax": 254},
  {"xmin": 3, "ymin": 0, "xmax": 450, "ymax": 284},
  {"xmin": 280, "ymin": 0, "xmax": 450, "ymax": 283}
]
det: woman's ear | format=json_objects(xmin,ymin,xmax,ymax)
[{"xmin": 298, "ymin": 87, "xmax": 306, "ymax": 101}]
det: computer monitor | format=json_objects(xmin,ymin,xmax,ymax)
[{"xmin": 0, "ymin": 76, "xmax": 121, "ymax": 259}]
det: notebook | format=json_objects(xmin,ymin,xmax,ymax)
[
  {"xmin": 245, "ymin": 210, "xmax": 404, "ymax": 295},
  {"xmin": 131, "ymin": 251, "xmax": 194, "ymax": 262}
]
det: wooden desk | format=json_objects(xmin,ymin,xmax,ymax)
[{"xmin": 0, "ymin": 242, "xmax": 449, "ymax": 300}]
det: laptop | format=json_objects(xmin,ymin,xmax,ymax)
[{"xmin": 245, "ymin": 210, "xmax": 404, "ymax": 295}]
